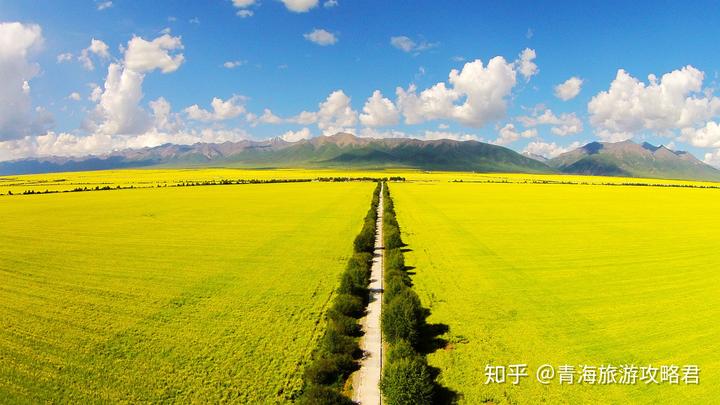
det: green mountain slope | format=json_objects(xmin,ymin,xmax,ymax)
[{"xmin": 548, "ymin": 140, "xmax": 720, "ymax": 181}]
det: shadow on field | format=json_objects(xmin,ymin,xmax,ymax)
[{"xmin": 418, "ymin": 318, "xmax": 461, "ymax": 404}]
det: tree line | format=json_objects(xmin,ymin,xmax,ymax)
[
  {"xmin": 380, "ymin": 183, "xmax": 437, "ymax": 405},
  {"xmin": 297, "ymin": 182, "xmax": 383, "ymax": 404},
  {"xmin": 1, "ymin": 177, "xmax": 405, "ymax": 197}
]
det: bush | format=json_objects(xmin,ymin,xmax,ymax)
[
  {"xmin": 332, "ymin": 294, "xmax": 364, "ymax": 318},
  {"xmin": 385, "ymin": 248, "xmax": 405, "ymax": 272},
  {"xmin": 384, "ymin": 225, "xmax": 403, "ymax": 250},
  {"xmin": 304, "ymin": 354, "xmax": 356, "ymax": 385},
  {"xmin": 337, "ymin": 253, "xmax": 371, "ymax": 296},
  {"xmin": 321, "ymin": 329, "xmax": 359, "ymax": 356},
  {"xmin": 383, "ymin": 275, "xmax": 409, "ymax": 305},
  {"xmin": 327, "ymin": 312, "xmax": 362, "ymax": 336},
  {"xmin": 386, "ymin": 339, "xmax": 418, "ymax": 364},
  {"xmin": 353, "ymin": 226, "xmax": 375, "ymax": 253},
  {"xmin": 382, "ymin": 290, "xmax": 425, "ymax": 346},
  {"xmin": 296, "ymin": 385, "xmax": 354, "ymax": 405},
  {"xmin": 380, "ymin": 356, "xmax": 434, "ymax": 405}
]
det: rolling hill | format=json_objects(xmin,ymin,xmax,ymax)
[
  {"xmin": 548, "ymin": 140, "xmax": 720, "ymax": 181},
  {"xmin": 0, "ymin": 133, "xmax": 550, "ymax": 175},
  {"xmin": 1, "ymin": 133, "xmax": 719, "ymax": 181}
]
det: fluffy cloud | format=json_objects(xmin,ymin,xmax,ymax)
[
  {"xmin": 57, "ymin": 52, "xmax": 73, "ymax": 63},
  {"xmin": 358, "ymin": 127, "xmax": 480, "ymax": 142},
  {"xmin": 232, "ymin": 0, "xmax": 255, "ymax": 17},
  {"xmin": 492, "ymin": 123, "xmax": 537, "ymax": 145},
  {"xmin": 359, "ymin": 90, "xmax": 400, "ymax": 127},
  {"xmin": 124, "ymin": 34, "xmax": 184, "ymax": 73},
  {"xmin": 0, "ymin": 22, "xmax": 46, "ymax": 140},
  {"xmin": 554, "ymin": 76, "xmax": 583, "ymax": 100},
  {"xmin": 324, "ymin": 0, "xmax": 338, "ymax": 7},
  {"xmin": 704, "ymin": 149, "xmax": 720, "ymax": 168},
  {"xmin": 0, "ymin": 128, "xmax": 249, "ymax": 161},
  {"xmin": 150, "ymin": 97, "xmax": 182, "ymax": 132},
  {"xmin": 390, "ymin": 36, "xmax": 437, "ymax": 53},
  {"xmin": 89, "ymin": 34, "xmax": 185, "ymax": 136},
  {"xmin": 281, "ymin": 127, "xmax": 312, "ymax": 142},
  {"xmin": 517, "ymin": 108, "xmax": 583, "ymax": 136},
  {"xmin": 97, "ymin": 1, "xmax": 113, "ymax": 10},
  {"xmin": 78, "ymin": 38, "xmax": 110, "ymax": 70},
  {"xmin": 282, "ymin": 0, "xmax": 319, "ymax": 12},
  {"xmin": 422, "ymin": 130, "xmax": 479, "ymax": 141},
  {"xmin": 292, "ymin": 90, "xmax": 357, "ymax": 135},
  {"xmin": 588, "ymin": 66, "xmax": 720, "ymax": 141},
  {"xmin": 523, "ymin": 140, "xmax": 582, "ymax": 158},
  {"xmin": 248, "ymin": 108, "xmax": 283, "ymax": 126},
  {"xmin": 89, "ymin": 64, "xmax": 150, "ymax": 135},
  {"xmin": 184, "ymin": 95, "xmax": 247, "ymax": 121},
  {"xmin": 304, "ymin": 29, "xmax": 337, "ymax": 46},
  {"xmin": 396, "ymin": 56, "xmax": 518, "ymax": 127},
  {"xmin": 68, "ymin": 92, "xmax": 82, "ymax": 101},
  {"xmin": 516, "ymin": 48, "xmax": 538, "ymax": 81},
  {"xmin": 680, "ymin": 121, "xmax": 720, "ymax": 148}
]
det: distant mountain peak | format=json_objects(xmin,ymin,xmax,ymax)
[
  {"xmin": 548, "ymin": 139, "xmax": 720, "ymax": 181},
  {"xmin": 0, "ymin": 132, "xmax": 550, "ymax": 176},
  {"xmin": 641, "ymin": 141, "xmax": 661, "ymax": 152}
]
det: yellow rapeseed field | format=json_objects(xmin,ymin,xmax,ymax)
[
  {"xmin": 0, "ymin": 182, "xmax": 373, "ymax": 402},
  {"xmin": 391, "ymin": 181, "xmax": 720, "ymax": 403}
]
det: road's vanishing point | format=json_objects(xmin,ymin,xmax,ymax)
[{"xmin": 353, "ymin": 183, "xmax": 384, "ymax": 404}]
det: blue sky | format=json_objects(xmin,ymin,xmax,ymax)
[{"xmin": 2, "ymin": 0, "xmax": 720, "ymax": 164}]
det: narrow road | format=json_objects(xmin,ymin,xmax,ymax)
[{"xmin": 353, "ymin": 183, "xmax": 384, "ymax": 404}]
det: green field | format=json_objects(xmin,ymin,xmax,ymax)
[
  {"xmin": 0, "ymin": 182, "xmax": 373, "ymax": 402},
  {"xmin": 392, "ymin": 182, "xmax": 720, "ymax": 404}
]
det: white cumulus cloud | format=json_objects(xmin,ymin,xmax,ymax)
[
  {"xmin": 704, "ymin": 149, "xmax": 720, "ymax": 168},
  {"xmin": 523, "ymin": 140, "xmax": 582, "ymax": 158},
  {"xmin": 492, "ymin": 123, "xmax": 537, "ymax": 145},
  {"xmin": 516, "ymin": 48, "xmax": 538, "ymax": 81},
  {"xmin": 78, "ymin": 38, "xmax": 110, "ymax": 70},
  {"xmin": 282, "ymin": 0, "xmax": 319, "ymax": 12},
  {"xmin": 0, "ymin": 22, "xmax": 46, "ymax": 140},
  {"xmin": 281, "ymin": 127, "xmax": 312, "ymax": 142},
  {"xmin": 517, "ymin": 108, "xmax": 583, "ymax": 136},
  {"xmin": 88, "ymin": 34, "xmax": 185, "ymax": 136},
  {"xmin": 396, "ymin": 56, "xmax": 517, "ymax": 127},
  {"xmin": 554, "ymin": 76, "xmax": 583, "ymax": 100},
  {"xmin": 124, "ymin": 34, "xmax": 184, "ymax": 73},
  {"xmin": 292, "ymin": 90, "xmax": 357, "ymax": 135},
  {"xmin": 359, "ymin": 90, "xmax": 400, "ymax": 127},
  {"xmin": 304, "ymin": 29, "xmax": 337, "ymax": 46},
  {"xmin": 680, "ymin": 121, "xmax": 720, "ymax": 148},
  {"xmin": 184, "ymin": 95, "xmax": 247, "ymax": 121},
  {"xmin": 588, "ymin": 66, "xmax": 720, "ymax": 141}
]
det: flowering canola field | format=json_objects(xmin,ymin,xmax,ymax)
[
  {"xmin": 391, "ymin": 181, "xmax": 720, "ymax": 403},
  {"xmin": 0, "ymin": 182, "xmax": 373, "ymax": 402}
]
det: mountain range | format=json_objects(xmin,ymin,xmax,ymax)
[{"xmin": 1, "ymin": 132, "xmax": 719, "ymax": 182}]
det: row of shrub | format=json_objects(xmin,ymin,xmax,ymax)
[
  {"xmin": 380, "ymin": 183, "xmax": 436, "ymax": 405},
  {"xmin": 297, "ymin": 182, "xmax": 383, "ymax": 404},
  {"xmin": 2, "ymin": 177, "xmax": 404, "ymax": 197}
]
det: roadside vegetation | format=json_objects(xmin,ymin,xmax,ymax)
[
  {"xmin": 379, "ymin": 183, "xmax": 437, "ymax": 405},
  {"xmin": 298, "ymin": 182, "xmax": 382, "ymax": 404}
]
